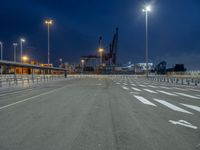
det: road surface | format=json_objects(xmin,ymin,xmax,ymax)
[{"xmin": 0, "ymin": 75, "xmax": 199, "ymax": 150}]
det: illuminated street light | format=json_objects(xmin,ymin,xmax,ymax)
[
  {"xmin": 142, "ymin": 5, "xmax": 151, "ymax": 77},
  {"xmin": 20, "ymin": 38, "xmax": 26, "ymax": 63},
  {"xmin": 22, "ymin": 55, "xmax": 29, "ymax": 63},
  {"xmin": 98, "ymin": 48, "xmax": 104, "ymax": 65},
  {"xmin": 81, "ymin": 59, "xmax": 85, "ymax": 73},
  {"xmin": 45, "ymin": 19, "xmax": 53, "ymax": 66},
  {"xmin": 13, "ymin": 43, "xmax": 18, "ymax": 62}
]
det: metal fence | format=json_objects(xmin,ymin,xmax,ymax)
[
  {"xmin": 147, "ymin": 75, "xmax": 200, "ymax": 86},
  {"xmin": 0, "ymin": 74, "xmax": 65, "ymax": 88}
]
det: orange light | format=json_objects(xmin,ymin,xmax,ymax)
[
  {"xmin": 22, "ymin": 56, "xmax": 29, "ymax": 62},
  {"xmin": 45, "ymin": 19, "xmax": 53, "ymax": 25}
]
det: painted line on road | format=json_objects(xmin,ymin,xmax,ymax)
[
  {"xmin": 159, "ymin": 86, "xmax": 171, "ymax": 89},
  {"xmin": 143, "ymin": 89, "xmax": 157, "ymax": 94},
  {"xmin": 148, "ymin": 85, "xmax": 157, "ymax": 88},
  {"xmin": 0, "ymin": 89, "xmax": 34, "ymax": 97},
  {"xmin": 157, "ymin": 90, "xmax": 177, "ymax": 96},
  {"xmin": 138, "ymin": 84, "xmax": 146, "ymax": 87},
  {"xmin": 174, "ymin": 92, "xmax": 200, "ymax": 99},
  {"xmin": 130, "ymin": 91, "xmax": 139, "ymax": 95},
  {"xmin": 154, "ymin": 99, "xmax": 193, "ymax": 114},
  {"xmin": 0, "ymin": 87, "xmax": 64, "ymax": 111},
  {"xmin": 121, "ymin": 86, "xmax": 129, "ymax": 90},
  {"xmin": 134, "ymin": 95, "xmax": 157, "ymax": 106},
  {"xmin": 169, "ymin": 120, "xmax": 198, "ymax": 129},
  {"xmin": 131, "ymin": 87, "xmax": 142, "ymax": 92},
  {"xmin": 189, "ymin": 89, "xmax": 200, "ymax": 92},
  {"xmin": 173, "ymin": 87, "xmax": 187, "ymax": 91},
  {"xmin": 180, "ymin": 103, "xmax": 200, "ymax": 112}
]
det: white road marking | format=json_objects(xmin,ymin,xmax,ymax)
[
  {"xmin": 131, "ymin": 87, "xmax": 142, "ymax": 92},
  {"xmin": 180, "ymin": 104, "xmax": 200, "ymax": 112},
  {"xmin": 138, "ymin": 84, "xmax": 146, "ymax": 87},
  {"xmin": 0, "ymin": 88, "xmax": 62, "ymax": 111},
  {"xmin": 131, "ymin": 84, "xmax": 136, "ymax": 86},
  {"xmin": 169, "ymin": 120, "xmax": 198, "ymax": 129},
  {"xmin": 174, "ymin": 92, "xmax": 200, "ymax": 99},
  {"xmin": 134, "ymin": 95, "xmax": 157, "ymax": 106},
  {"xmin": 130, "ymin": 91, "xmax": 139, "ymax": 95},
  {"xmin": 115, "ymin": 82, "xmax": 120, "ymax": 85},
  {"xmin": 157, "ymin": 90, "xmax": 177, "ymax": 96},
  {"xmin": 189, "ymin": 89, "xmax": 200, "ymax": 92},
  {"xmin": 159, "ymin": 86, "xmax": 171, "ymax": 89},
  {"xmin": 154, "ymin": 99, "xmax": 192, "ymax": 114},
  {"xmin": 121, "ymin": 86, "xmax": 129, "ymax": 90},
  {"xmin": 0, "ymin": 89, "xmax": 33, "ymax": 97},
  {"xmin": 143, "ymin": 89, "xmax": 157, "ymax": 94},
  {"xmin": 148, "ymin": 85, "xmax": 157, "ymax": 88},
  {"xmin": 123, "ymin": 83, "xmax": 128, "ymax": 85},
  {"xmin": 173, "ymin": 87, "xmax": 187, "ymax": 91}
]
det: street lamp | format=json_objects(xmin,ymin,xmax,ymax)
[
  {"xmin": 13, "ymin": 43, "xmax": 18, "ymax": 62},
  {"xmin": 22, "ymin": 55, "xmax": 29, "ymax": 63},
  {"xmin": 81, "ymin": 59, "xmax": 85, "ymax": 73},
  {"xmin": 20, "ymin": 38, "xmax": 26, "ymax": 63},
  {"xmin": 98, "ymin": 48, "xmax": 104, "ymax": 65},
  {"xmin": 142, "ymin": 5, "xmax": 151, "ymax": 77},
  {"xmin": 45, "ymin": 19, "xmax": 53, "ymax": 66}
]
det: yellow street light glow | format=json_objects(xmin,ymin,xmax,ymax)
[
  {"xmin": 98, "ymin": 48, "xmax": 104, "ymax": 53},
  {"xmin": 45, "ymin": 19, "xmax": 53, "ymax": 25},
  {"xmin": 22, "ymin": 56, "xmax": 29, "ymax": 62}
]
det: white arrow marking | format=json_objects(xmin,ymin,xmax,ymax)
[{"xmin": 169, "ymin": 120, "xmax": 198, "ymax": 129}]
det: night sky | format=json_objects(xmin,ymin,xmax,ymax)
[{"xmin": 0, "ymin": 0, "xmax": 200, "ymax": 70}]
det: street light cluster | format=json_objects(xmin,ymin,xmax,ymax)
[
  {"xmin": 0, "ymin": 19, "xmax": 53, "ymax": 66},
  {"xmin": 1, "ymin": 4, "xmax": 150, "ymax": 75}
]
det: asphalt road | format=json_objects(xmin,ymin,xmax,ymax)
[{"xmin": 0, "ymin": 75, "xmax": 199, "ymax": 150}]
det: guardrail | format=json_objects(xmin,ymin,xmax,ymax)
[
  {"xmin": 146, "ymin": 75, "xmax": 200, "ymax": 86},
  {"xmin": 0, "ymin": 74, "xmax": 65, "ymax": 88}
]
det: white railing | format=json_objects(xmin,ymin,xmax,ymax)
[{"xmin": 0, "ymin": 74, "xmax": 65, "ymax": 88}]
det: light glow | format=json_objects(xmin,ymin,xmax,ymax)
[
  {"xmin": 45, "ymin": 19, "xmax": 53, "ymax": 25},
  {"xmin": 143, "ymin": 5, "xmax": 151, "ymax": 12},
  {"xmin": 22, "ymin": 56, "xmax": 29, "ymax": 62}
]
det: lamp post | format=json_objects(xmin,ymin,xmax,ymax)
[
  {"xmin": 142, "ymin": 5, "xmax": 151, "ymax": 77},
  {"xmin": 13, "ymin": 43, "xmax": 18, "ymax": 77},
  {"xmin": 98, "ymin": 48, "xmax": 104, "ymax": 66},
  {"xmin": 13, "ymin": 43, "xmax": 18, "ymax": 62},
  {"xmin": 81, "ymin": 59, "xmax": 85, "ymax": 73},
  {"xmin": 20, "ymin": 38, "xmax": 25, "ymax": 63},
  {"xmin": 45, "ymin": 19, "xmax": 53, "ymax": 66}
]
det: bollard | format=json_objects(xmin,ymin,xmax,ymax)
[{"xmin": 195, "ymin": 80, "xmax": 197, "ymax": 86}]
